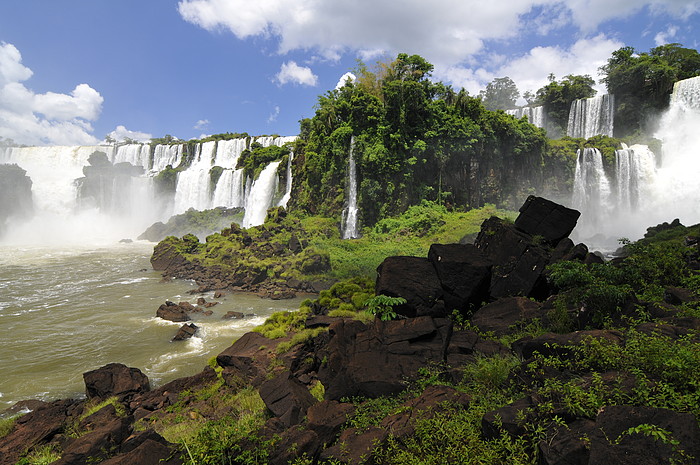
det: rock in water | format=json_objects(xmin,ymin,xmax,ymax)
[
  {"xmin": 156, "ymin": 301, "xmax": 191, "ymax": 322},
  {"xmin": 172, "ymin": 323, "xmax": 198, "ymax": 341}
]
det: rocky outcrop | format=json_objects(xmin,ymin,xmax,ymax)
[
  {"xmin": 138, "ymin": 207, "xmax": 243, "ymax": 242},
  {"xmin": 83, "ymin": 363, "xmax": 150, "ymax": 401},
  {"xmin": 0, "ymin": 163, "xmax": 33, "ymax": 236}
]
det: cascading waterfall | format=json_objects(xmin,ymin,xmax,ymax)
[
  {"xmin": 277, "ymin": 151, "xmax": 294, "ymax": 208},
  {"xmin": 241, "ymin": 161, "xmax": 281, "ymax": 228},
  {"xmin": 572, "ymin": 148, "xmax": 612, "ymax": 230},
  {"xmin": 567, "ymin": 94, "xmax": 615, "ymax": 139},
  {"xmin": 341, "ymin": 136, "xmax": 359, "ymax": 239},
  {"xmin": 0, "ymin": 135, "xmax": 297, "ymax": 243},
  {"xmin": 571, "ymin": 76, "xmax": 700, "ymax": 243},
  {"xmin": 506, "ymin": 106, "xmax": 546, "ymax": 129}
]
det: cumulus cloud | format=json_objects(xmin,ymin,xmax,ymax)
[
  {"xmin": 655, "ymin": 25, "xmax": 680, "ymax": 45},
  {"xmin": 335, "ymin": 72, "xmax": 356, "ymax": 90},
  {"xmin": 178, "ymin": 0, "xmax": 698, "ymax": 68},
  {"xmin": 274, "ymin": 61, "xmax": 318, "ymax": 86},
  {"xmin": 0, "ymin": 42, "xmax": 103, "ymax": 146},
  {"xmin": 107, "ymin": 125, "xmax": 153, "ymax": 143}
]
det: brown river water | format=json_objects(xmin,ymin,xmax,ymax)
[{"xmin": 0, "ymin": 241, "xmax": 305, "ymax": 411}]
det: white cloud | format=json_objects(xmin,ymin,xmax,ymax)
[
  {"xmin": 178, "ymin": 0, "xmax": 699, "ymax": 69},
  {"xmin": 335, "ymin": 72, "xmax": 356, "ymax": 90},
  {"xmin": 439, "ymin": 35, "xmax": 623, "ymax": 100},
  {"xmin": 0, "ymin": 42, "xmax": 103, "ymax": 146},
  {"xmin": 194, "ymin": 119, "xmax": 209, "ymax": 130},
  {"xmin": 655, "ymin": 25, "xmax": 679, "ymax": 45},
  {"xmin": 107, "ymin": 125, "xmax": 152, "ymax": 143},
  {"xmin": 267, "ymin": 105, "xmax": 280, "ymax": 123},
  {"xmin": 274, "ymin": 61, "xmax": 318, "ymax": 86}
]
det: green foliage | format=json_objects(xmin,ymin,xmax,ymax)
[
  {"xmin": 534, "ymin": 74, "xmax": 596, "ymax": 137},
  {"xmin": 237, "ymin": 142, "xmax": 291, "ymax": 179},
  {"xmin": 15, "ymin": 444, "xmax": 62, "ymax": 465},
  {"xmin": 80, "ymin": 396, "xmax": 127, "ymax": 421},
  {"xmin": 275, "ymin": 326, "xmax": 327, "ymax": 354},
  {"xmin": 253, "ymin": 307, "xmax": 311, "ymax": 339},
  {"xmin": 0, "ymin": 415, "xmax": 17, "ymax": 439},
  {"xmin": 363, "ymin": 294, "xmax": 407, "ymax": 321},
  {"xmin": 599, "ymin": 43, "xmax": 700, "ymax": 135},
  {"xmin": 479, "ymin": 76, "xmax": 520, "ymax": 110}
]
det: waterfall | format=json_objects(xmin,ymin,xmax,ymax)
[
  {"xmin": 341, "ymin": 136, "xmax": 359, "ymax": 239},
  {"xmin": 152, "ymin": 144, "xmax": 183, "ymax": 172},
  {"xmin": 615, "ymin": 144, "xmax": 656, "ymax": 211},
  {"xmin": 112, "ymin": 143, "xmax": 151, "ymax": 170},
  {"xmin": 173, "ymin": 141, "xmax": 217, "ymax": 213},
  {"xmin": 241, "ymin": 161, "xmax": 282, "ymax": 228},
  {"xmin": 567, "ymin": 94, "xmax": 615, "ymax": 139},
  {"xmin": 212, "ymin": 169, "xmax": 245, "ymax": 208},
  {"xmin": 277, "ymin": 151, "xmax": 294, "ymax": 207},
  {"xmin": 506, "ymin": 106, "xmax": 546, "ymax": 129},
  {"xmin": 572, "ymin": 148, "xmax": 612, "ymax": 219}
]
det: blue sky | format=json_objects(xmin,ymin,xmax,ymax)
[{"xmin": 0, "ymin": 0, "xmax": 698, "ymax": 146}]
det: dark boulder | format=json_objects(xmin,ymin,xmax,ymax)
[
  {"xmin": 588, "ymin": 405, "xmax": 700, "ymax": 465},
  {"xmin": 538, "ymin": 419, "xmax": 596, "ymax": 465},
  {"xmin": 475, "ymin": 216, "xmax": 552, "ymax": 299},
  {"xmin": 318, "ymin": 317, "xmax": 451, "ymax": 400},
  {"xmin": 83, "ymin": 363, "xmax": 150, "ymax": 401},
  {"xmin": 172, "ymin": 323, "xmax": 198, "ymax": 341},
  {"xmin": 53, "ymin": 414, "xmax": 133, "ymax": 465},
  {"xmin": 470, "ymin": 297, "xmax": 545, "ymax": 336},
  {"xmin": 512, "ymin": 330, "xmax": 624, "ymax": 360},
  {"xmin": 306, "ymin": 400, "xmax": 356, "ymax": 446},
  {"xmin": 258, "ymin": 370, "xmax": 317, "ymax": 427},
  {"xmin": 427, "ymin": 243, "xmax": 491, "ymax": 312},
  {"xmin": 482, "ymin": 396, "xmax": 535, "ymax": 440},
  {"xmin": 267, "ymin": 426, "xmax": 320, "ymax": 465},
  {"xmin": 375, "ymin": 256, "xmax": 446, "ymax": 318},
  {"xmin": 319, "ymin": 426, "xmax": 388, "ymax": 465},
  {"xmin": 513, "ymin": 195, "xmax": 580, "ymax": 245},
  {"xmin": 156, "ymin": 301, "xmax": 191, "ymax": 322},
  {"xmin": 216, "ymin": 332, "xmax": 274, "ymax": 387}
]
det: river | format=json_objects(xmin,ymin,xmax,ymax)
[{"xmin": 0, "ymin": 241, "xmax": 305, "ymax": 411}]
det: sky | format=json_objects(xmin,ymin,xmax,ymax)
[{"xmin": 0, "ymin": 0, "xmax": 698, "ymax": 146}]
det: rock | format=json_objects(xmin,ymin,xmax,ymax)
[
  {"xmin": 427, "ymin": 243, "xmax": 492, "ymax": 312},
  {"xmin": 214, "ymin": 291, "xmax": 225, "ymax": 299},
  {"xmin": 52, "ymin": 415, "xmax": 133, "ymax": 465},
  {"xmin": 204, "ymin": 301, "xmax": 218, "ymax": 308},
  {"xmin": 100, "ymin": 437, "xmax": 183, "ymax": 465},
  {"xmin": 446, "ymin": 329, "xmax": 510, "ymax": 371},
  {"xmin": 538, "ymin": 419, "xmax": 596, "ymax": 465},
  {"xmin": 156, "ymin": 301, "xmax": 191, "ymax": 322},
  {"xmin": 482, "ymin": 396, "xmax": 536, "ymax": 440},
  {"xmin": 320, "ymin": 426, "xmax": 388, "ymax": 465},
  {"xmin": 475, "ymin": 216, "xmax": 552, "ymax": 299},
  {"xmin": 375, "ymin": 256, "xmax": 446, "ymax": 318},
  {"xmin": 258, "ymin": 370, "xmax": 317, "ymax": 427},
  {"xmin": 513, "ymin": 195, "xmax": 580, "ymax": 245},
  {"xmin": 172, "ymin": 323, "xmax": 198, "ymax": 341},
  {"xmin": 217, "ymin": 332, "xmax": 273, "ymax": 386},
  {"xmin": 306, "ymin": 401, "xmax": 356, "ymax": 446},
  {"xmin": 304, "ymin": 315, "xmax": 337, "ymax": 328},
  {"xmin": 222, "ymin": 311, "xmax": 245, "ymax": 319},
  {"xmin": 196, "ymin": 297, "xmax": 206, "ymax": 305},
  {"xmin": 664, "ymin": 286, "xmax": 697, "ymax": 305},
  {"xmin": 178, "ymin": 301, "xmax": 196, "ymax": 312},
  {"xmin": 588, "ymin": 405, "xmax": 700, "ymax": 465},
  {"xmin": 318, "ymin": 317, "xmax": 451, "ymax": 400},
  {"xmin": 512, "ymin": 330, "xmax": 624, "ymax": 360},
  {"xmin": 83, "ymin": 363, "xmax": 150, "ymax": 401},
  {"xmin": 471, "ymin": 297, "xmax": 545, "ymax": 336},
  {"xmin": 267, "ymin": 426, "xmax": 320, "ymax": 465}
]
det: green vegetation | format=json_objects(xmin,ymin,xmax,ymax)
[
  {"xmin": 363, "ymin": 295, "xmax": 406, "ymax": 321},
  {"xmin": 15, "ymin": 444, "xmax": 62, "ymax": 465},
  {"xmin": 0, "ymin": 415, "xmax": 17, "ymax": 439},
  {"xmin": 237, "ymin": 142, "xmax": 292, "ymax": 179},
  {"xmin": 599, "ymin": 43, "xmax": 700, "ymax": 136},
  {"xmin": 79, "ymin": 396, "xmax": 127, "ymax": 421},
  {"xmin": 291, "ymin": 53, "xmax": 548, "ymax": 226},
  {"xmin": 533, "ymin": 74, "xmax": 596, "ymax": 137}
]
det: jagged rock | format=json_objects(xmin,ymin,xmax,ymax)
[
  {"xmin": 100, "ymin": 437, "xmax": 183, "ymax": 465},
  {"xmin": 53, "ymin": 415, "xmax": 133, "ymax": 465},
  {"xmin": 222, "ymin": 311, "xmax": 245, "ymax": 320},
  {"xmin": 427, "ymin": 243, "xmax": 491, "ymax": 312},
  {"xmin": 319, "ymin": 426, "xmax": 388, "ymax": 465},
  {"xmin": 470, "ymin": 296, "xmax": 545, "ymax": 336},
  {"xmin": 514, "ymin": 195, "xmax": 580, "ymax": 245},
  {"xmin": 306, "ymin": 400, "xmax": 356, "ymax": 446},
  {"xmin": 258, "ymin": 370, "xmax": 317, "ymax": 427},
  {"xmin": 156, "ymin": 301, "xmax": 191, "ymax": 322},
  {"xmin": 664, "ymin": 286, "xmax": 697, "ymax": 305},
  {"xmin": 267, "ymin": 426, "xmax": 320, "ymax": 465},
  {"xmin": 214, "ymin": 291, "xmax": 225, "ymax": 298},
  {"xmin": 318, "ymin": 317, "xmax": 451, "ymax": 400},
  {"xmin": 475, "ymin": 216, "xmax": 552, "ymax": 299},
  {"xmin": 217, "ymin": 332, "xmax": 273, "ymax": 387},
  {"xmin": 196, "ymin": 297, "xmax": 206, "ymax": 305},
  {"xmin": 588, "ymin": 405, "xmax": 700, "ymax": 465},
  {"xmin": 0, "ymin": 399, "xmax": 77, "ymax": 465},
  {"xmin": 512, "ymin": 330, "xmax": 624, "ymax": 360},
  {"xmin": 172, "ymin": 323, "xmax": 198, "ymax": 341},
  {"xmin": 83, "ymin": 363, "xmax": 150, "ymax": 401},
  {"xmin": 538, "ymin": 419, "xmax": 596, "ymax": 465},
  {"xmin": 304, "ymin": 315, "xmax": 337, "ymax": 328},
  {"xmin": 482, "ymin": 396, "xmax": 535, "ymax": 440},
  {"xmin": 375, "ymin": 256, "xmax": 446, "ymax": 318}
]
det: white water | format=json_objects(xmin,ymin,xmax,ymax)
[
  {"xmin": 241, "ymin": 161, "xmax": 282, "ymax": 228},
  {"xmin": 341, "ymin": 136, "xmax": 359, "ymax": 239},
  {"xmin": 277, "ymin": 151, "xmax": 294, "ymax": 208},
  {"xmin": 567, "ymin": 94, "xmax": 615, "ymax": 139},
  {"xmin": 571, "ymin": 76, "xmax": 700, "ymax": 243},
  {"xmin": 506, "ymin": 106, "xmax": 546, "ymax": 129}
]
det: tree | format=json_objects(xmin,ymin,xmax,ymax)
[
  {"xmin": 599, "ymin": 43, "xmax": 700, "ymax": 136},
  {"xmin": 479, "ymin": 77, "xmax": 520, "ymax": 110},
  {"xmin": 535, "ymin": 74, "xmax": 596, "ymax": 137}
]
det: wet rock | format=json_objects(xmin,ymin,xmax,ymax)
[
  {"xmin": 258, "ymin": 370, "xmax": 317, "ymax": 427},
  {"xmin": 83, "ymin": 363, "xmax": 150, "ymax": 401},
  {"xmin": 156, "ymin": 301, "xmax": 191, "ymax": 322},
  {"xmin": 172, "ymin": 323, "xmax": 198, "ymax": 341},
  {"xmin": 222, "ymin": 311, "xmax": 245, "ymax": 320},
  {"xmin": 427, "ymin": 243, "xmax": 491, "ymax": 312},
  {"xmin": 214, "ymin": 291, "xmax": 225, "ymax": 299},
  {"xmin": 513, "ymin": 195, "xmax": 580, "ymax": 245},
  {"xmin": 471, "ymin": 297, "xmax": 545, "ymax": 336}
]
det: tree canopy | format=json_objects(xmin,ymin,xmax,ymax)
[{"xmin": 479, "ymin": 77, "xmax": 520, "ymax": 111}]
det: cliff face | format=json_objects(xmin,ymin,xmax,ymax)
[{"xmin": 0, "ymin": 164, "xmax": 33, "ymax": 235}]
